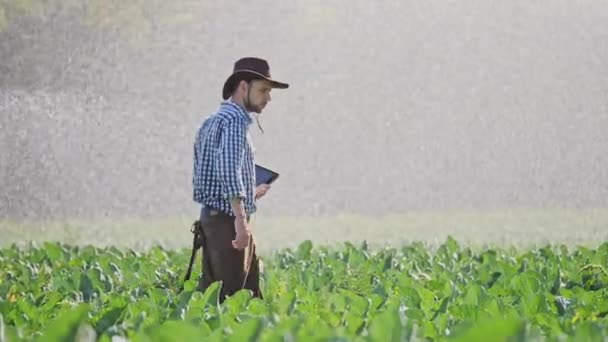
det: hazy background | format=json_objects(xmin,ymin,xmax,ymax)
[{"xmin": 2, "ymin": 0, "xmax": 607, "ymax": 222}]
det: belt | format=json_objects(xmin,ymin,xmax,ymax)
[
  {"xmin": 201, "ymin": 205, "xmax": 223, "ymax": 217},
  {"xmin": 200, "ymin": 205, "xmax": 251, "ymax": 221}
]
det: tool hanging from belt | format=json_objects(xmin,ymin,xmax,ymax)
[
  {"xmin": 183, "ymin": 220, "xmax": 202, "ymax": 283},
  {"xmin": 180, "ymin": 219, "xmax": 210, "ymax": 293},
  {"xmin": 181, "ymin": 207, "xmax": 219, "ymax": 292}
]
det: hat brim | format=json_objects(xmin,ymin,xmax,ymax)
[{"xmin": 222, "ymin": 70, "xmax": 289, "ymax": 100}]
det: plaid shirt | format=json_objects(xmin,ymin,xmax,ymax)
[{"xmin": 193, "ymin": 100, "xmax": 257, "ymax": 216}]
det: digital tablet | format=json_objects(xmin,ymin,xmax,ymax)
[{"xmin": 255, "ymin": 164, "xmax": 280, "ymax": 186}]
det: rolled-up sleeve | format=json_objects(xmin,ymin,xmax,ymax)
[{"xmin": 216, "ymin": 118, "xmax": 247, "ymax": 200}]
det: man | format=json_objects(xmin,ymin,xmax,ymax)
[{"xmin": 192, "ymin": 57, "xmax": 288, "ymax": 302}]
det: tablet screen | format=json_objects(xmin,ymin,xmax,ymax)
[{"xmin": 255, "ymin": 164, "xmax": 279, "ymax": 186}]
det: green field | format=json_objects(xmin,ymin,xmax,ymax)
[{"xmin": 1, "ymin": 208, "xmax": 608, "ymax": 340}]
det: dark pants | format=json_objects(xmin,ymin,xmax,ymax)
[{"xmin": 196, "ymin": 207, "xmax": 263, "ymax": 303}]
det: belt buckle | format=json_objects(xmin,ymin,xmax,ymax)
[{"xmin": 202, "ymin": 206, "xmax": 220, "ymax": 217}]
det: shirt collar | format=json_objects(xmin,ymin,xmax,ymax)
[{"xmin": 222, "ymin": 99, "xmax": 254, "ymax": 125}]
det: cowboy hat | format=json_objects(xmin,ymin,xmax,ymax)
[{"xmin": 222, "ymin": 57, "xmax": 289, "ymax": 100}]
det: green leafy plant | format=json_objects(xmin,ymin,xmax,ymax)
[{"xmin": 1, "ymin": 238, "xmax": 607, "ymax": 341}]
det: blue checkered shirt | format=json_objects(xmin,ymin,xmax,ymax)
[{"xmin": 193, "ymin": 100, "xmax": 257, "ymax": 216}]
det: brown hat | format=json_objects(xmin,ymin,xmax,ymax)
[{"xmin": 222, "ymin": 57, "xmax": 289, "ymax": 100}]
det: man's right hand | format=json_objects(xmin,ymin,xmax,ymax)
[{"xmin": 232, "ymin": 217, "xmax": 250, "ymax": 250}]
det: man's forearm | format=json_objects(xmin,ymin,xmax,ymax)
[{"xmin": 230, "ymin": 197, "xmax": 247, "ymax": 220}]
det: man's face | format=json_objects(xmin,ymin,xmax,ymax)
[{"xmin": 243, "ymin": 79, "xmax": 272, "ymax": 113}]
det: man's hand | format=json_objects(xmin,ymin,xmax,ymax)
[
  {"xmin": 255, "ymin": 184, "xmax": 271, "ymax": 200},
  {"xmin": 232, "ymin": 216, "xmax": 250, "ymax": 250}
]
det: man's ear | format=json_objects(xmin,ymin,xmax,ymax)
[{"xmin": 238, "ymin": 80, "xmax": 250, "ymax": 93}]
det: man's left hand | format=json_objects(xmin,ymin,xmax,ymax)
[{"xmin": 255, "ymin": 184, "xmax": 271, "ymax": 200}]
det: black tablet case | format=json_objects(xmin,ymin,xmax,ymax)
[{"xmin": 255, "ymin": 164, "xmax": 279, "ymax": 186}]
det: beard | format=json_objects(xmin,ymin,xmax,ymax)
[
  {"xmin": 245, "ymin": 101, "xmax": 265, "ymax": 113},
  {"xmin": 244, "ymin": 89, "xmax": 266, "ymax": 113}
]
